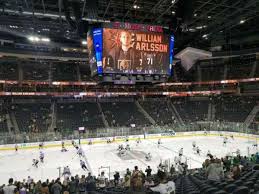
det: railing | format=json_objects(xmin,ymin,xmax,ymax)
[{"xmin": 0, "ymin": 121, "xmax": 258, "ymax": 145}]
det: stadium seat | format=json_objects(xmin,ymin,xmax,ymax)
[
  {"xmin": 214, "ymin": 190, "xmax": 228, "ymax": 194},
  {"xmin": 233, "ymin": 186, "xmax": 250, "ymax": 194},
  {"xmin": 204, "ymin": 187, "xmax": 218, "ymax": 194},
  {"xmin": 243, "ymin": 181, "xmax": 254, "ymax": 189},
  {"xmin": 224, "ymin": 184, "xmax": 237, "ymax": 193}
]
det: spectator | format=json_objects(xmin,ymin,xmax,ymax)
[
  {"xmin": 85, "ymin": 174, "xmax": 96, "ymax": 193},
  {"xmin": 97, "ymin": 171, "xmax": 106, "ymax": 189},
  {"xmin": 232, "ymin": 165, "xmax": 241, "ymax": 180},
  {"xmin": 3, "ymin": 178, "xmax": 16, "ymax": 194},
  {"xmin": 51, "ymin": 179, "xmax": 62, "ymax": 194},
  {"xmin": 68, "ymin": 177, "xmax": 77, "ymax": 194},
  {"xmin": 145, "ymin": 166, "xmax": 152, "ymax": 177},
  {"xmin": 41, "ymin": 182, "xmax": 49, "ymax": 194},
  {"xmin": 131, "ymin": 166, "xmax": 144, "ymax": 191},
  {"xmin": 144, "ymin": 178, "xmax": 154, "ymax": 190},
  {"xmin": 113, "ymin": 172, "xmax": 120, "ymax": 187},
  {"xmin": 206, "ymin": 158, "xmax": 224, "ymax": 181},
  {"xmin": 33, "ymin": 181, "xmax": 42, "ymax": 194},
  {"xmin": 18, "ymin": 183, "xmax": 26, "ymax": 194},
  {"xmin": 170, "ymin": 165, "xmax": 176, "ymax": 175},
  {"xmin": 124, "ymin": 170, "xmax": 131, "ymax": 190},
  {"xmin": 78, "ymin": 178, "xmax": 86, "ymax": 194}
]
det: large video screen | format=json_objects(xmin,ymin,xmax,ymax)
[{"xmin": 102, "ymin": 28, "xmax": 171, "ymax": 75}]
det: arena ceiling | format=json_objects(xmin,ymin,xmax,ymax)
[{"xmin": 0, "ymin": 0, "xmax": 258, "ymax": 51}]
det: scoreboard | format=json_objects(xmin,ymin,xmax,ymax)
[{"xmin": 87, "ymin": 22, "xmax": 174, "ymax": 77}]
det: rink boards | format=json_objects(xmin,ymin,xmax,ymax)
[{"xmin": 0, "ymin": 131, "xmax": 258, "ymax": 151}]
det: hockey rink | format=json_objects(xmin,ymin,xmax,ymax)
[{"xmin": 0, "ymin": 135, "xmax": 258, "ymax": 184}]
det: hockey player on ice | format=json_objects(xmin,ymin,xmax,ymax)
[
  {"xmin": 32, "ymin": 159, "xmax": 39, "ymax": 168},
  {"xmin": 63, "ymin": 166, "xmax": 71, "ymax": 177},
  {"xmin": 145, "ymin": 152, "xmax": 152, "ymax": 161},
  {"xmin": 179, "ymin": 148, "xmax": 183, "ymax": 157},
  {"xmin": 118, "ymin": 147, "xmax": 126, "ymax": 156},
  {"xmin": 15, "ymin": 144, "xmax": 18, "ymax": 152},
  {"xmin": 80, "ymin": 160, "xmax": 88, "ymax": 171},
  {"xmin": 125, "ymin": 144, "xmax": 130, "ymax": 151},
  {"xmin": 118, "ymin": 144, "xmax": 124, "ymax": 151},
  {"xmin": 77, "ymin": 147, "xmax": 83, "ymax": 157},
  {"xmin": 107, "ymin": 138, "xmax": 112, "ymax": 144},
  {"xmin": 192, "ymin": 141, "xmax": 196, "ymax": 150},
  {"xmin": 39, "ymin": 142, "xmax": 43, "ymax": 149},
  {"xmin": 196, "ymin": 146, "xmax": 201, "ymax": 155},
  {"xmin": 223, "ymin": 137, "xmax": 228, "ymax": 146},
  {"xmin": 88, "ymin": 139, "xmax": 93, "ymax": 145},
  {"xmin": 39, "ymin": 151, "xmax": 44, "ymax": 162},
  {"xmin": 136, "ymin": 137, "xmax": 141, "ymax": 144},
  {"xmin": 61, "ymin": 141, "xmax": 68, "ymax": 152}
]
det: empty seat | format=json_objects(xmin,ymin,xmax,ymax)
[
  {"xmin": 224, "ymin": 184, "xmax": 237, "ymax": 193},
  {"xmin": 214, "ymin": 190, "xmax": 228, "ymax": 194},
  {"xmin": 233, "ymin": 186, "xmax": 250, "ymax": 194},
  {"xmin": 204, "ymin": 187, "xmax": 218, "ymax": 194}
]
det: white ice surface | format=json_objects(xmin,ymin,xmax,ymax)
[{"xmin": 0, "ymin": 136, "xmax": 258, "ymax": 185}]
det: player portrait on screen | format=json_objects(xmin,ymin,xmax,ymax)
[
  {"xmin": 103, "ymin": 28, "xmax": 170, "ymax": 74},
  {"xmin": 103, "ymin": 30, "xmax": 138, "ymax": 72}
]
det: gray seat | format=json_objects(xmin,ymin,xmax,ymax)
[{"xmin": 233, "ymin": 186, "xmax": 250, "ymax": 194}]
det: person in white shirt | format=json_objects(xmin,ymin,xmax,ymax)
[
  {"xmin": 3, "ymin": 178, "xmax": 16, "ymax": 194},
  {"xmin": 98, "ymin": 171, "xmax": 107, "ymax": 188},
  {"xmin": 150, "ymin": 180, "xmax": 175, "ymax": 194}
]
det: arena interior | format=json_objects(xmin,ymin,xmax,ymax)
[{"xmin": 0, "ymin": 0, "xmax": 259, "ymax": 194}]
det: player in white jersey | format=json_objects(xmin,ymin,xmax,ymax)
[
  {"xmin": 32, "ymin": 159, "xmax": 39, "ymax": 168},
  {"xmin": 118, "ymin": 147, "xmax": 126, "ymax": 156},
  {"xmin": 196, "ymin": 146, "xmax": 201, "ymax": 155},
  {"xmin": 118, "ymin": 144, "xmax": 124, "ymax": 151},
  {"xmin": 39, "ymin": 151, "xmax": 44, "ymax": 162},
  {"xmin": 145, "ymin": 152, "xmax": 152, "ymax": 161},
  {"xmin": 126, "ymin": 144, "xmax": 130, "ymax": 151},
  {"xmin": 179, "ymin": 148, "xmax": 183, "ymax": 157},
  {"xmin": 77, "ymin": 147, "xmax": 83, "ymax": 157},
  {"xmin": 192, "ymin": 141, "xmax": 196, "ymax": 150},
  {"xmin": 253, "ymin": 142, "xmax": 258, "ymax": 148},
  {"xmin": 157, "ymin": 138, "xmax": 162, "ymax": 148},
  {"xmin": 80, "ymin": 160, "xmax": 88, "ymax": 171},
  {"xmin": 223, "ymin": 137, "xmax": 228, "ymax": 146},
  {"xmin": 63, "ymin": 166, "xmax": 71, "ymax": 176}
]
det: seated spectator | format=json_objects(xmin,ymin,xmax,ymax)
[
  {"xmin": 232, "ymin": 165, "xmax": 241, "ymax": 180},
  {"xmin": 206, "ymin": 158, "xmax": 224, "ymax": 181},
  {"xmin": 144, "ymin": 178, "xmax": 154, "ymax": 190},
  {"xmin": 150, "ymin": 172, "xmax": 175, "ymax": 194}
]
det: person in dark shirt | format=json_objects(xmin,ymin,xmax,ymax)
[
  {"xmin": 145, "ymin": 166, "xmax": 152, "ymax": 177},
  {"xmin": 105, "ymin": 30, "xmax": 137, "ymax": 72}
]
